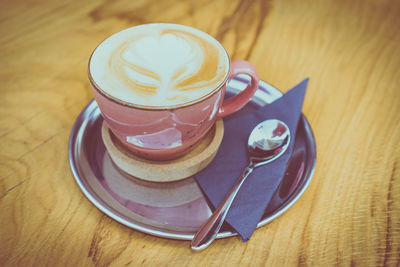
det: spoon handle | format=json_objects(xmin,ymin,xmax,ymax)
[{"xmin": 191, "ymin": 165, "xmax": 254, "ymax": 250}]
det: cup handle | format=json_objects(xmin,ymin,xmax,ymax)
[{"xmin": 217, "ymin": 60, "xmax": 259, "ymax": 118}]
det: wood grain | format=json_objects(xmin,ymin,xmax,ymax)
[{"xmin": 1, "ymin": 0, "xmax": 399, "ymax": 266}]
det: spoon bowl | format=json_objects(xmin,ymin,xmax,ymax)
[{"xmin": 248, "ymin": 119, "xmax": 290, "ymax": 165}]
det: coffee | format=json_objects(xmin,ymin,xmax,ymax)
[{"xmin": 89, "ymin": 23, "xmax": 229, "ymax": 107}]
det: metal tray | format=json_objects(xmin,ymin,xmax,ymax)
[{"xmin": 69, "ymin": 77, "xmax": 316, "ymax": 240}]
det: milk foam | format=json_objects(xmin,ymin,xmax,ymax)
[{"xmin": 90, "ymin": 24, "xmax": 229, "ymax": 107}]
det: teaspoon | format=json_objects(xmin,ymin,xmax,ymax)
[{"xmin": 191, "ymin": 119, "xmax": 290, "ymax": 250}]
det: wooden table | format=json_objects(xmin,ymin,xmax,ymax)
[{"xmin": 1, "ymin": 0, "xmax": 399, "ymax": 266}]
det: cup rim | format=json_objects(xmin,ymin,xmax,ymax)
[{"xmin": 88, "ymin": 23, "xmax": 231, "ymax": 111}]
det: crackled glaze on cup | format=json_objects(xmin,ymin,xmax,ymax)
[{"xmin": 89, "ymin": 23, "xmax": 259, "ymax": 160}]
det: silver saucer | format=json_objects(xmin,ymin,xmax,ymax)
[{"xmin": 69, "ymin": 77, "xmax": 316, "ymax": 240}]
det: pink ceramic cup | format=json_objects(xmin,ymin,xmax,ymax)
[{"xmin": 89, "ymin": 35, "xmax": 259, "ymax": 161}]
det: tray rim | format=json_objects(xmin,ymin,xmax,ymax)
[{"xmin": 68, "ymin": 78, "xmax": 316, "ymax": 240}]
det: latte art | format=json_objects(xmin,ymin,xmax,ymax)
[{"xmin": 90, "ymin": 24, "xmax": 229, "ymax": 107}]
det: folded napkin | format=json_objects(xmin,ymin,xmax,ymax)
[{"xmin": 195, "ymin": 78, "xmax": 308, "ymax": 241}]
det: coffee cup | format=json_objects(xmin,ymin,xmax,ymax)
[{"xmin": 89, "ymin": 23, "xmax": 259, "ymax": 160}]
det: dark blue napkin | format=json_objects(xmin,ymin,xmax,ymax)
[{"xmin": 195, "ymin": 78, "xmax": 308, "ymax": 241}]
